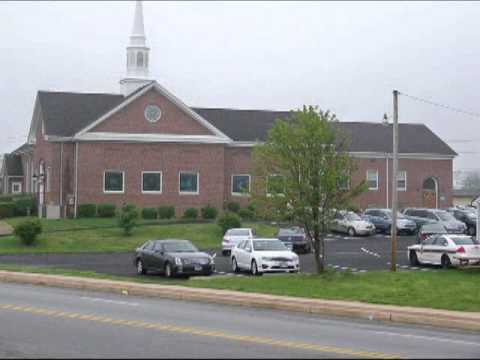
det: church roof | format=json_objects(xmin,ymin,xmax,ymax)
[{"xmin": 36, "ymin": 90, "xmax": 456, "ymax": 156}]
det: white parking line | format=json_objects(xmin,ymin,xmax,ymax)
[{"xmin": 80, "ymin": 296, "xmax": 139, "ymax": 307}]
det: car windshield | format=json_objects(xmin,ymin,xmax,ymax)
[
  {"xmin": 383, "ymin": 210, "xmax": 405, "ymax": 219},
  {"xmin": 435, "ymin": 211, "xmax": 456, "ymax": 222},
  {"xmin": 228, "ymin": 229, "xmax": 250, "ymax": 236},
  {"xmin": 253, "ymin": 240, "xmax": 288, "ymax": 251},
  {"xmin": 346, "ymin": 213, "xmax": 361, "ymax": 221},
  {"xmin": 162, "ymin": 241, "xmax": 198, "ymax": 253},
  {"xmin": 279, "ymin": 227, "xmax": 304, "ymax": 236},
  {"xmin": 451, "ymin": 236, "xmax": 479, "ymax": 245}
]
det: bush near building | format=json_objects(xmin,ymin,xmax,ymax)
[
  {"xmin": 183, "ymin": 208, "xmax": 199, "ymax": 219},
  {"xmin": 142, "ymin": 208, "xmax": 158, "ymax": 220},
  {"xmin": 118, "ymin": 204, "xmax": 139, "ymax": 236},
  {"xmin": 217, "ymin": 212, "xmax": 242, "ymax": 234},
  {"xmin": 78, "ymin": 204, "xmax": 97, "ymax": 218},
  {"xmin": 97, "ymin": 204, "xmax": 116, "ymax": 218},
  {"xmin": 158, "ymin": 206, "xmax": 175, "ymax": 219},
  {"xmin": 226, "ymin": 201, "xmax": 241, "ymax": 213},
  {"xmin": 201, "ymin": 205, "xmax": 218, "ymax": 220},
  {"xmin": 0, "ymin": 203, "xmax": 16, "ymax": 219}
]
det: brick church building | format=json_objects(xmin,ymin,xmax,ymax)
[{"xmin": 2, "ymin": 1, "xmax": 456, "ymax": 218}]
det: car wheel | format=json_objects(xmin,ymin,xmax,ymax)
[
  {"xmin": 467, "ymin": 226, "xmax": 476, "ymax": 236},
  {"xmin": 164, "ymin": 262, "xmax": 174, "ymax": 278},
  {"xmin": 409, "ymin": 251, "xmax": 419, "ymax": 266},
  {"xmin": 251, "ymin": 260, "xmax": 262, "ymax": 276},
  {"xmin": 441, "ymin": 255, "xmax": 452, "ymax": 269},
  {"xmin": 348, "ymin": 227, "xmax": 356, "ymax": 237},
  {"xmin": 232, "ymin": 257, "xmax": 240, "ymax": 273},
  {"xmin": 222, "ymin": 250, "xmax": 230, "ymax": 257},
  {"xmin": 136, "ymin": 259, "xmax": 147, "ymax": 275}
]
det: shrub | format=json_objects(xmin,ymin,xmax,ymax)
[
  {"xmin": 14, "ymin": 219, "xmax": 42, "ymax": 246},
  {"xmin": 201, "ymin": 205, "xmax": 218, "ymax": 220},
  {"xmin": 97, "ymin": 204, "xmax": 116, "ymax": 218},
  {"xmin": 158, "ymin": 206, "xmax": 175, "ymax": 219},
  {"xmin": 226, "ymin": 201, "xmax": 241, "ymax": 213},
  {"xmin": 0, "ymin": 195, "xmax": 14, "ymax": 203},
  {"xmin": 238, "ymin": 207, "xmax": 255, "ymax": 221},
  {"xmin": 118, "ymin": 204, "xmax": 139, "ymax": 236},
  {"xmin": 0, "ymin": 202, "xmax": 16, "ymax": 219},
  {"xmin": 217, "ymin": 212, "xmax": 242, "ymax": 234},
  {"xmin": 14, "ymin": 196, "xmax": 37, "ymax": 216},
  {"xmin": 142, "ymin": 208, "xmax": 158, "ymax": 220},
  {"xmin": 78, "ymin": 204, "xmax": 97, "ymax": 218},
  {"xmin": 183, "ymin": 208, "xmax": 199, "ymax": 219}
]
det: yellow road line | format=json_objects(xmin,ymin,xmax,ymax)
[{"xmin": 0, "ymin": 303, "xmax": 401, "ymax": 359}]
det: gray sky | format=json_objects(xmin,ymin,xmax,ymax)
[{"xmin": 1, "ymin": 1, "xmax": 479, "ymax": 171}]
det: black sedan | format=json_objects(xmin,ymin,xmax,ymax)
[
  {"xmin": 134, "ymin": 239, "xmax": 215, "ymax": 278},
  {"xmin": 276, "ymin": 227, "xmax": 311, "ymax": 253}
]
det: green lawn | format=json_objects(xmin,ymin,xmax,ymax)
[
  {"xmin": 0, "ymin": 264, "xmax": 478, "ymax": 312},
  {"xmin": 0, "ymin": 217, "xmax": 277, "ymax": 254}
]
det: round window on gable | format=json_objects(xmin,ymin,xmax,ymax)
[{"xmin": 144, "ymin": 105, "xmax": 162, "ymax": 123}]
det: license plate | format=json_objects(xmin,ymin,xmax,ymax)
[
  {"xmin": 194, "ymin": 265, "xmax": 202, "ymax": 271},
  {"xmin": 275, "ymin": 262, "xmax": 288, "ymax": 267}
]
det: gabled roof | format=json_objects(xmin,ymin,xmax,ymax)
[
  {"xmin": 33, "ymin": 87, "xmax": 456, "ymax": 156},
  {"xmin": 3, "ymin": 154, "xmax": 23, "ymax": 177},
  {"xmin": 38, "ymin": 91, "xmax": 124, "ymax": 137},
  {"xmin": 12, "ymin": 143, "xmax": 34, "ymax": 155}
]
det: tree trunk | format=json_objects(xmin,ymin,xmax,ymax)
[{"xmin": 313, "ymin": 233, "xmax": 325, "ymax": 273}]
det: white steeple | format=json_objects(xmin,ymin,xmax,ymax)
[{"xmin": 120, "ymin": 1, "xmax": 152, "ymax": 96}]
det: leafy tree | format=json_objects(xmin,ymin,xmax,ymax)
[
  {"xmin": 462, "ymin": 172, "xmax": 480, "ymax": 191},
  {"xmin": 252, "ymin": 106, "xmax": 367, "ymax": 273}
]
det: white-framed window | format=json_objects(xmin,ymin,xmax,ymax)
[
  {"xmin": 231, "ymin": 174, "xmax": 251, "ymax": 196},
  {"xmin": 104, "ymin": 171, "xmax": 125, "ymax": 193},
  {"xmin": 179, "ymin": 172, "xmax": 199, "ymax": 195},
  {"xmin": 12, "ymin": 182, "xmax": 22, "ymax": 194},
  {"xmin": 367, "ymin": 170, "xmax": 378, "ymax": 191},
  {"xmin": 397, "ymin": 170, "xmax": 407, "ymax": 191},
  {"xmin": 142, "ymin": 171, "xmax": 162, "ymax": 194},
  {"xmin": 266, "ymin": 175, "xmax": 286, "ymax": 196}
]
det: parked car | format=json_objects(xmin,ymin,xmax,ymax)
[
  {"xmin": 276, "ymin": 227, "xmax": 311, "ymax": 253},
  {"xmin": 230, "ymin": 238, "xmax": 300, "ymax": 275},
  {"xmin": 331, "ymin": 210, "xmax": 375, "ymax": 236},
  {"xmin": 408, "ymin": 234, "xmax": 480, "ymax": 268},
  {"xmin": 416, "ymin": 223, "xmax": 448, "ymax": 244},
  {"xmin": 447, "ymin": 207, "xmax": 477, "ymax": 236},
  {"xmin": 362, "ymin": 208, "xmax": 417, "ymax": 235},
  {"xmin": 222, "ymin": 228, "xmax": 256, "ymax": 256},
  {"xmin": 134, "ymin": 239, "xmax": 215, "ymax": 278},
  {"xmin": 402, "ymin": 208, "xmax": 466, "ymax": 234}
]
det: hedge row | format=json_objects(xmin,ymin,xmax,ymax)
[{"xmin": 0, "ymin": 195, "xmax": 37, "ymax": 219}]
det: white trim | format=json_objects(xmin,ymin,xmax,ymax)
[
  {"xmin": 103, "ymin": 170, "xmax": 125, "ymax": 194},
  {"xmin": 350, "ymin": 152, "xmax": 455, "ymax": 160},
  {"xmin": 397, "ymin": 170, "xmax": 407, "ymax": 192},
  {"xmin": 74, "ymin": 132, "xmax": 230, "ymax": 144},
  {"xmin": 231, "ymin": 174, "xmax": 251, "ymax": 196},
  {"xmin": 179, "ymin": 171, "xmax": 199, "ymax": 195},
  {"xmin": 11, "ymin": 181, "xmax": 22, "ymax": 194},
  {"xmin": 227, "ymin": 141, "xmax": 261, "ymax": 148},
  {"xmin": 141, "ymin": 171, "xmax": 163, "ymax": 194},
  {"xmin": 74, "ymin": 81, "xmax": 232, "ymax": 141},
  {"xmin": 366, "ymin": 169, "xmax": 379, "ymax": 191}
]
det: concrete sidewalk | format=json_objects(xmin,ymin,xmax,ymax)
[
  {"xmin": 0, "ymin": 270, "xmax": 479, "ymax": 332},
  {"xmin": 0, "ymin": 221, "xmax": 13, "ymax": 236}
]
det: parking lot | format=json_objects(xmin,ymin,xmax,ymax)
[{"xmin": 0, "ymin": 232, "xmax": 437, "ymax": 278}]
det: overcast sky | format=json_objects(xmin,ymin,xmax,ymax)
[{"xmin": 1, "ymin": 1, "xmax": 480, "ymax": 171}]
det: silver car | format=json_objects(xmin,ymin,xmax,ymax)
[
  {"xmin": 331, "ymin": 211, "xmax": 376, "ymax": 237},
  {"xmin": 221, "ymin": 228, "xmax": 256, "ymax": 256}
]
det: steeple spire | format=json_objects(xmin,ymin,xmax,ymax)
[{"xmin": 120, "ymin": 1, "xmax": 152, "ymax": 96}]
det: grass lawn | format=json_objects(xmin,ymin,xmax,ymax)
[
  {"xmin": 0, "ymin": 264, "xmax": 478, "ymax": 312},
  {"xmin": 0, "ymin": 217, "xmax": 277, "ymax": 254}
]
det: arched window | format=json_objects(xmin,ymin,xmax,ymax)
[
  {"xmin": 137, "ymin": 52, "xmax": 144, "ymax": 67},
  {"xmin": 423, "ymin": 177, "xmax": 436, "ymax": 191}
]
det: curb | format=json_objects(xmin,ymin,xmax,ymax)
[{"xmin": 0, "ymin": 270, "xmax": 479, "ymax": 332}]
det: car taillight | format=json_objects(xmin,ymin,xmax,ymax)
[
  {"xmin": 421, "ymin": 234, "xmax": 427, "ymax": 241},
  {"xmin": 456, "ymin": 246, "xmax": 466, "ymax": 253}
]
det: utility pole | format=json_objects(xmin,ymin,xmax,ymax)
[{"xmin": 391, "ymin": 90, "xmax": 399, "ymax": 272}]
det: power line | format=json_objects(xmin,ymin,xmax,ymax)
[{"xmin": 398, "ymin": 91, "xmax": 480, "ymax": 119}]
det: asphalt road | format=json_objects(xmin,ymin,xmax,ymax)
[
  {"xmin": 0, "ymin": 233, "xmax": 432, "ymax": 278},
  {"xmin": 0, "ymin": 282, "xmax": 479, "ymax": 358}
]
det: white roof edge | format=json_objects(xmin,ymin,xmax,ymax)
[
  {"xmin": 73, "ymin": 132, "xmax": 231, "ymax": 144},
  {"xmin": 73, "ymin": 81, "xmax": 233, "ymax": 141}
]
